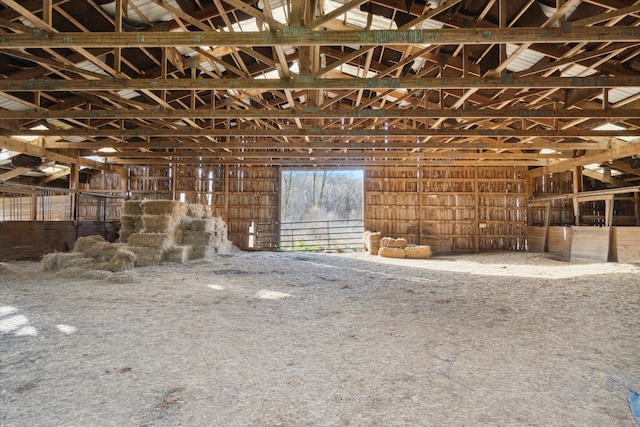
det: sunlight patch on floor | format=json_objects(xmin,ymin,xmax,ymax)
[{"xmin": 255, "ymin": 290, "xmax": 292, "ymax": 300}]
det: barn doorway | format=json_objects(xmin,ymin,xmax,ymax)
[{"xmin": 256, "ymin": 169, "xmax": 364, "ymax": 251}]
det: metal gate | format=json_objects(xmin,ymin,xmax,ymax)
[{"xmin": 255, "ymin": 219, "xmax": 364, "ymax": 252}]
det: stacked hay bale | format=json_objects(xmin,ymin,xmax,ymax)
[
  {"xmin": 42, "ymin": 235, "xmax": 136, "ymax": 272},
  {"xmin": 126, "ymin": 200, "xmax": 186, "ymax": 266},
  {"xmin": 178, "ymin": 216, "xmax": 233, "ymax": 261},
  {"xmin": 374, "ymin": 235, "xmax": 433, "ymax": 260},
  {"xmin": 121, "ymin": 199, "xmax": 233, "ymax": 266},
  {"xmin": 363, "ymin": 231, "xmax": 382, "ymax": 255},
  {"xmin": 119, "ymin": 201, "xmax": 143, "ymax": 243}
]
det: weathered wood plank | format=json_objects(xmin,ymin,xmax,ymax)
[
  {"xmin": 547, "ymin": 226, "xmax": 572, "ymax": 262},
  {"xmin": 570, "ymin": 226, "xmax": 611, "ymax": 263},
  {"xmin": 610, "ymin": 227, "xmax": 640, "ymax": 264}
]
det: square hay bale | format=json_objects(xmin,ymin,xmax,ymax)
[
  {"xmin": 381, "ymin": 237, "xmax": 408, "ymax": 249},
  {"xmin": 106, "ymin": 248, "xmax": 137, "ymax": 271},
  {"xmin": 118, "ymin": 228, "xmax": 135, "ymax": 243},
  {"xmin": 127, "ymin": 233, "xmax": 171, "ymax": 249},
  {"xmin": 182, "ymin": 230, "xmax": 212, "ymax": 246},
  {"xmin": 123, "ymin": 200, "xmax": 143, "ymax": 215},
  {"xmin": 128, "ymin": 246, "xmax": 164, "ymax": 267},
  {"xmin": 363, "ymin": 231, "xmax": 382, "ymax": 255},
  {"xmin": 189, "ymin": 219, "xmax": 213, "ymax": 232},
  {"xmin": 405, "ymin": 245, "xmax": 433, "ymax": 259},
  {"xmin": 180, "ymin": 217, "xmax": 194, "ymax": 230},
  {"xmin": 142, "ymin": 214, "xmax": 177, "ymax": 233},
  {"xmin": 163, "ymin": 246, "xmax": 190, "ymax": 264},
  {"xmin": 189, "ymin": 245, "xmax": 213, "ymax": 260},
  {"xmin": 185, "ymin": 203, "xmax": 210, "ymax": 218},
  {"xmin": 378, "ymin": 247, "xmax": 406, "ymax": 258},
  {"xmin": 121, "ymin": 215, "xmax": 142, "ymax": 230},
  {"xmin": 141, "ymin": 200, "xmax": 186, "ymax": 216}
]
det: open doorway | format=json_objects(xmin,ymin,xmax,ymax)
[{"xmin": 278, "ymin": 169, "xmax": 364, "ymax": 251}]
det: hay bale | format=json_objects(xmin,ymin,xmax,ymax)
[
  {"xmin": 186, "ymin": 203, "xmax": 209, "ymax": 218},
  {"xmin": 405, "ymin": 245, "xmax": 433, "ymax": 259},
  {"xmin": 364, "ymin": 231, "xmax": 382, "ymax": 255},
  {"xmin": 118, "ymin": 228, "xmax": 135, "ymax": 243},
  {"xmin": 189, "ymin": 245, "xmax": 212, "ymax": 260},
  {"xmin": 378, "ymin": 247, "xmax": 406, "ymax": 258},
  {"xmin": 128, "ymin": 246, "xmax": 164, "ymax": 267},
  {"xmin": 182, "ymin": 230, "xmax": 212, "ymax": 246},
  {"xmin": 141, "ymin": 200, "xmax": 186, "ymax": 216},
  {"xmin": 142, "ymin": 214, "xmax": 177, "ymax": 233},
  {"xmin": 127, "ymin": 233, "xmax": 170, "ymax": 249},
  {"xmin": 73, "ymin": 235, "xmax": 106, "ymax": 255},
  {"xmin": 123, "ymin": 200, "xmax": 143, "ymax": 215},
  {"xmin": 42, "ymin": 252, "xmax": 92, "ymax": 271},
  {"xmin": 163, "ymin": 246, "xmax": 189, "ymax": 264},
  {"xmin": 106, "ymin": 248, "xmax": 136, "ymax": 271},
  {"xmin": 380, "ymin": 237, "xmax": 408, "ymax": 249},
  {"xmin": 121, "ymin": 215, "xmax": 142, "ymax": 230}
]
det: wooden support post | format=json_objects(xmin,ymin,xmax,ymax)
[
  {"xmin": 474, "ymin": 165, "xmax": 479, "ymax": 253},
  {"xmin": 572, "ymin": 166, "xmax": 582, "ymax": 225},
  {"xmin": 171, "ymin": 160, "xmax": 177, "ymax": 201},
  {"xmin": 223, "ymin": 164, "xmax": 229, "ymax": 223},
  {"xmin": 635, "ymin": 192, "xmax": 640, "ymax": 226},
  {"xmin": 418, "ymin": 165, "xmax": 423, "ymax": 245},
  {"xmin": 69, "ymin": 160, "xmax": 79, "ymax": 221}
]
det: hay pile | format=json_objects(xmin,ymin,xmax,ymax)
[
  {"xmin": 121, "ymin": 200, "xmax": 232, "ymax": 267},
  {"xmin": 42, "ymin": 235, "xmax": 136, "ymax": 273},
  {"xmin": 363, "ymin": 231, "xmax": 382, "ymax": 255}
]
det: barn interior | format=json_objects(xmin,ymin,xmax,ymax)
[{"xmin": 1, "ymin": 0, "xmax": 640, "ymax": 425}]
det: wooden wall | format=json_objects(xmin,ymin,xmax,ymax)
[
  {"xmin": 364, "ymin": 166, "xmax": 528, "ymax": 252},
  {"xmin": 0, "ymin": 221, "xmax": 119, "ymax": 261},
  {"xmin": 127, "ymin": 165, "xmax": 279, "ymax": 249}
]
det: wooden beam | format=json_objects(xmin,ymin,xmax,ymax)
[
  {"xmin": 528, "ymin": 141, "xmax": 640, "ymax": 177},
  {"xmin": 8, "ymin": 127, "xmax": 637, "ymax": 138},
  {"xmin": 0, "ymin": 136, "xmax": 127, "ymax": 175},
  {"xmin": 1, "ymin": 107, "xmax": 638, "ymax": 121},
  {"xmin": 0, "ymin": 167, "xmax": 31, "ymax": 182},
  {"xmin": 0, "ymin": 75, "xmax": 636, "ymax": 92},
  {"xmin": 0, "ymin": 26, "xmax": 638, "ymax": 48},
  {"xmin": 50, "ymin": 139, "xmax": 605, "ymax": 151}
]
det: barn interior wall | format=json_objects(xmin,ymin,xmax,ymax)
[{"xmin": 364, "ymin": 166, "xmax": 528, "ymax": 252}]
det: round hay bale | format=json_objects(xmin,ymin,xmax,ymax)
[
  {"xmin": 380, "ymin": 237, "xmax": 408, "ymax": 249},
  {"xmin": 405, "ymin": 245, "xmax": 433, "ymax": 259},
  {"xmin": 378, "ymin": 247, "xmax": 406, "ymax": 259},
  {"xmin": 123, "ymin": 200, "xmax": 143, "ymax": 215}
]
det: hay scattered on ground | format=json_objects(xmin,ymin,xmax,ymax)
[
  {"xmin": 3, "ymin": 251, "xmax": 639, "ymax": 426},
  {"xmin": 405, "ymin": 245, "xmax": 433, "ymax": 259}
]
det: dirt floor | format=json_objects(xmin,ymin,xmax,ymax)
[{"xmin": 1, "ymin": 250, "xmax": 640, "ymax": 426}]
